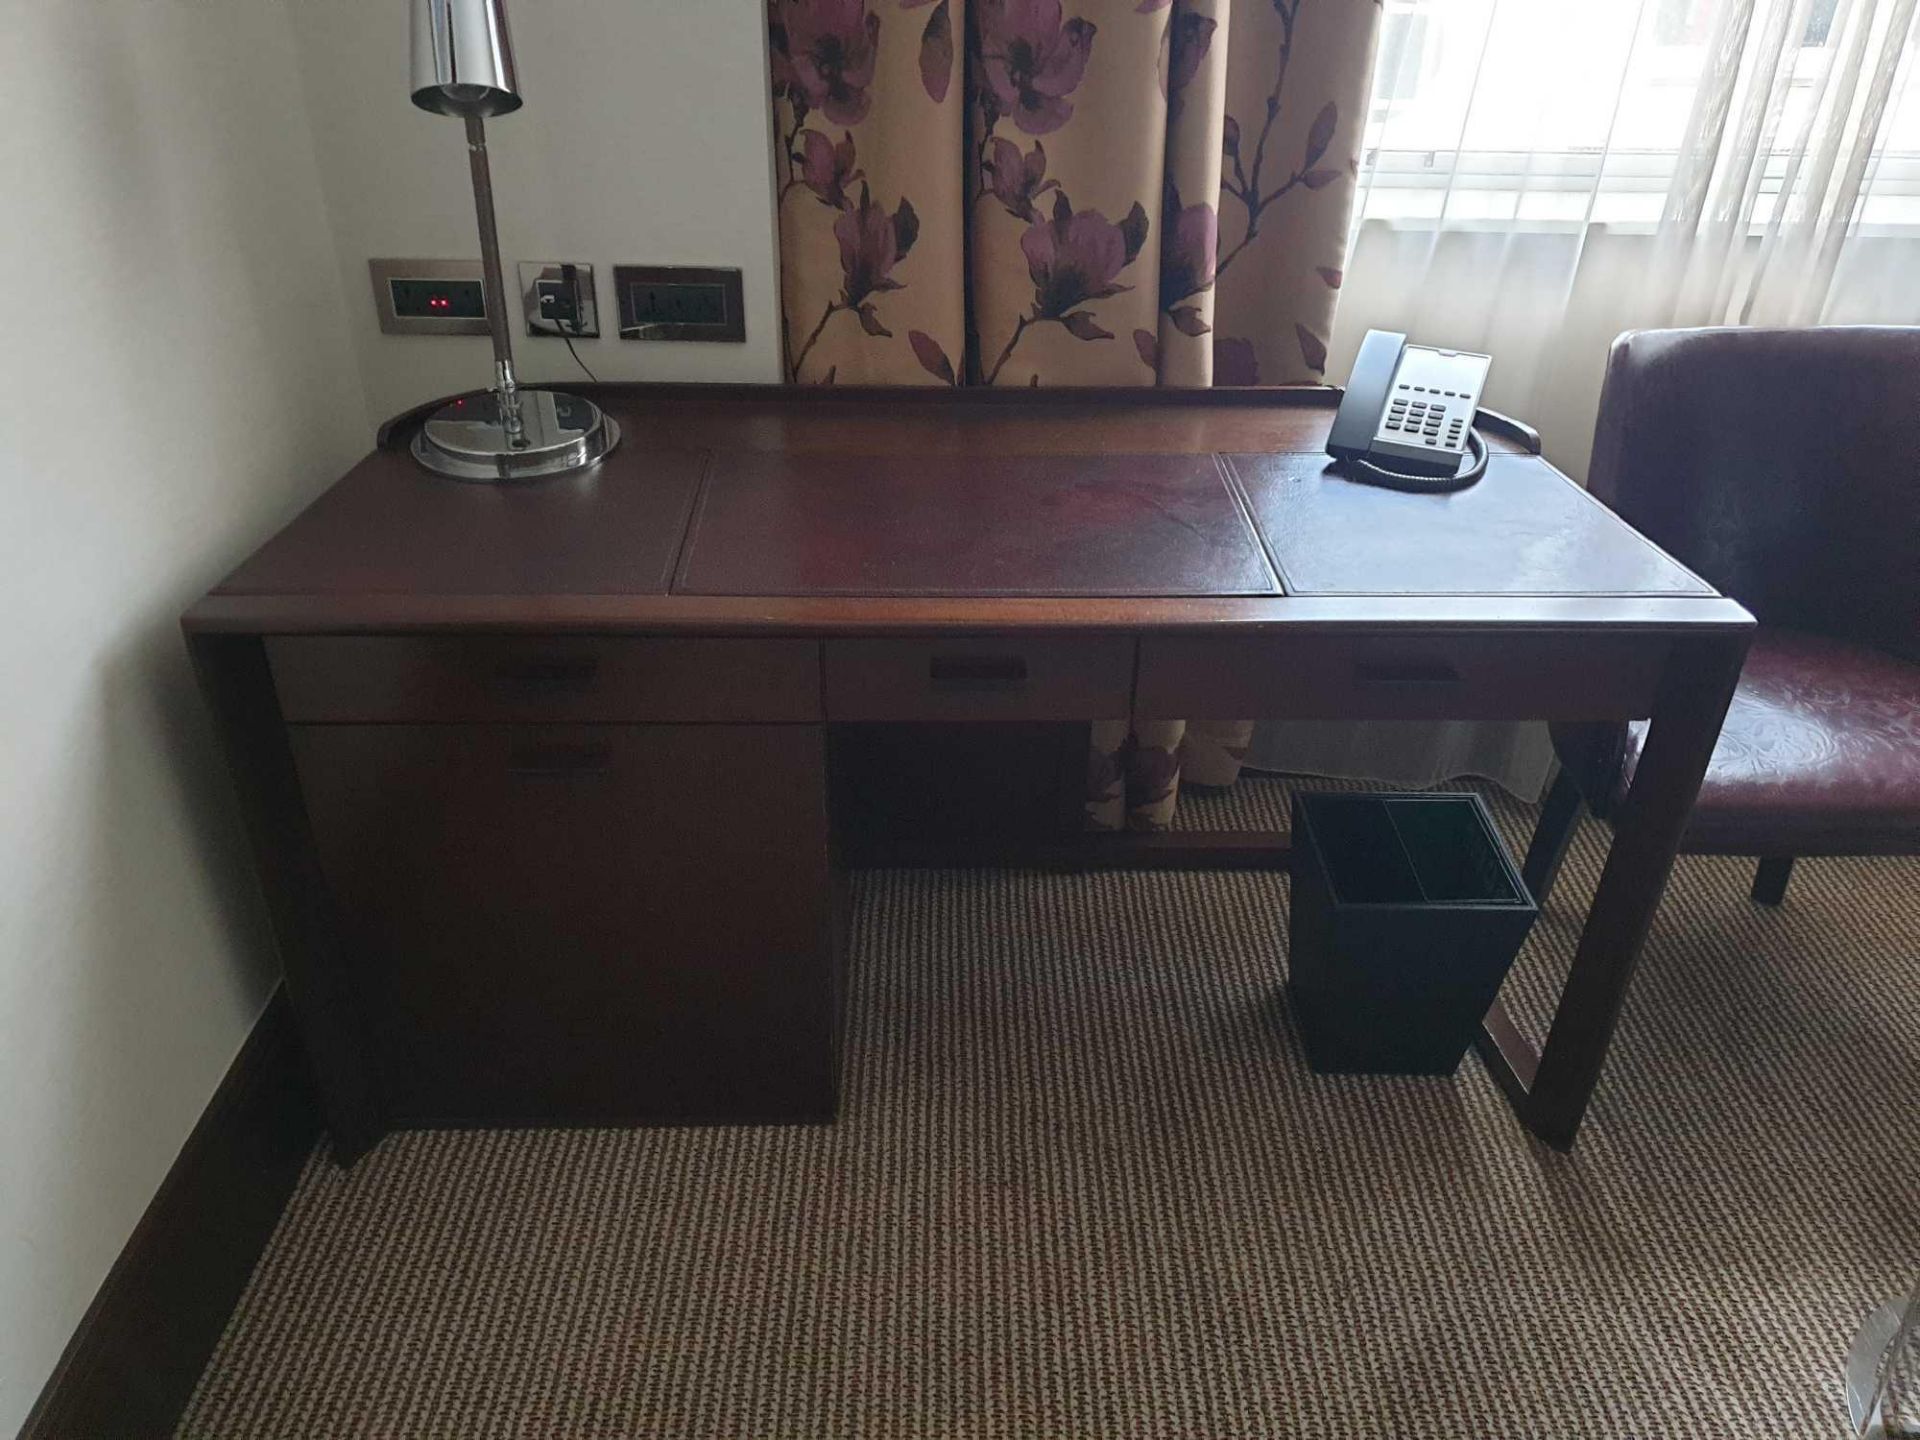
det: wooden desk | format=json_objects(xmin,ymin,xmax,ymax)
[{"xmin": 184, "ymin": 386, "xmax": 1752, "ymax": 1160}]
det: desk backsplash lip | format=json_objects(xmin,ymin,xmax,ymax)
[
  {"xmin": 181, "ymin": 591, "xmax": 1757, "ymax": 638},
  {"xmin": 372, "ymin": 381, "xmax": 1369, "ymax": 448},
  {"xmin": 376, "ymin": 389, "xmax": 1537, "ymax": 468}
]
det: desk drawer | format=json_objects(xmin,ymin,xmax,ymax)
[
  {"xmin": 1136, "ymin": 632, "xmax": 1667, "ymax": 722},
  {"xmin": 289, "ymin": 721, "xmax": 837, "ymax": 1124},
  {"xmin": 824, "ymin": 636, "xmax": 1134, "ymax": 722},
  {"xmin": 268, "ymin": 636, "xmax": 821, "ymax": 723}
]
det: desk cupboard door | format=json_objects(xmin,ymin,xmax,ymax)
[{"xmin": 287, "ymin": 723, "xmax": 837, "ymax": 1126}]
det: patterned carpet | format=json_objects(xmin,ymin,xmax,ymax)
[{"xmin": 179, "ymin": 778, "xmax": 1919, "ymax": 1438}]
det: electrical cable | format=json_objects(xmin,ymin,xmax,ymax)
[
  {"xmin": 1336, "ymin": 428, "xmax": 1487, "ymax": 494},
  {"xmin": 560, "ymin": 325, "xmax": 599, "ymax": 384}
]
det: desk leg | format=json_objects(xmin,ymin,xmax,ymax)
[
  {"xmin": 187, "ymin": 634, "xmax": 387, "ymax": 1164},
  {"xmin": 1480, "ymin": 633, "xmax": 1746, "ymax": 1150}
]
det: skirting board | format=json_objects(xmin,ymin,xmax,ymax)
[{"xmin": 19, "ymin": 987, "xmax": 322, "ymax": 1440}]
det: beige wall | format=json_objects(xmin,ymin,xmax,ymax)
[
  {"xmin": 0, "ymin": 1, "xmax": 369, "ymax": 1427},
  {"xmin": 286, "ymin": 0, "xmax": 785, "ymax": 428}
]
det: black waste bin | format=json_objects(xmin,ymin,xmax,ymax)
[{"xmin": 1287, "ymin": 791, "xmax": 1538, "ymax": 1076}]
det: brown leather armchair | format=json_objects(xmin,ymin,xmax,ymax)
[{"xmin": 1524, "ymin": 326, "xmax": 1920, "ymax": 907}]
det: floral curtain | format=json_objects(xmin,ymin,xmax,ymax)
[{"xmin": 769, "ymin": 0, "xmax": 1380, "ymax": 826}]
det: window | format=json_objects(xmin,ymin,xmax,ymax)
[{"xmin": 1355, "ymin": 0, "xmax": 1920, "ymax": 231}]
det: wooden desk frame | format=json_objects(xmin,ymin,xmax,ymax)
[{"xmin": 185, "ymin": 385, "xmax": 1752, "ymax": 1159}]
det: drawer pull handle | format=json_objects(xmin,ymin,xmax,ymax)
[
  {"xmin": 507, "ymin": 741, "xmax": 612, "ymax": 777},
  {"xmin": 494, "ymin": 656, "xmax": 601, "ymax": 694},
  {"xmin": 928, "ymin": 654, "xmax": 1029, "ymax": 690},
  {"xmin": 1355, "ymin": 660, "xmax": 1461, "ymax": 686}
]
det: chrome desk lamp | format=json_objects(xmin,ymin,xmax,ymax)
[{"xmin": 407, "ymin": 0, "xmax": 617, "ymax": 480}]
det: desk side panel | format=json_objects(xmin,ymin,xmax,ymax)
[{"xmin": 185, "ymin": 633, "xmax": 385, "ymax": 1159}]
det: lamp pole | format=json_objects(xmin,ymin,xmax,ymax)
[{"xmin": 462, "ymin": 112, "xmax": 523, "ymax": 444}]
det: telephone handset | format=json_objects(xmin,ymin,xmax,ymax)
[{"xmin": 1327, "ymin": 330, "xmax": 1492, "ymax": 493}]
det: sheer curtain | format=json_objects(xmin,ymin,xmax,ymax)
[{"xmin": 1245, "ymin": 0, "xmax": 1920, "ymax": 799}]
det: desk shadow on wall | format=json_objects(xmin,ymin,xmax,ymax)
[{"xmin": 19, "ymin": 615, "xmax": 285, "ymax": 1357}]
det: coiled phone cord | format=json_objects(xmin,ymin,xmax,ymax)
[{"xmin": 1337, "ymin": 427, "xmax": 1489, "ymax": 494}]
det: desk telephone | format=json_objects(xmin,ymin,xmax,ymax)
[{"xmin": 1328, "ymin": 330, "xmax": 1492, "ymax": 493}]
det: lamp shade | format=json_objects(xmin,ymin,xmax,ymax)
[{"xmin": 410, "ymin": 0, "xmax": 522, "ymax": 118}]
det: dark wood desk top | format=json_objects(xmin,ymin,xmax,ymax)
[{"xmin": 191, "ymin": 385, "xmax": 1750, "ymax": 637}]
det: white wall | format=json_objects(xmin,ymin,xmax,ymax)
[
  {"xmin": 286, "ymin": 0, "xmax": 785, "ymax": 427},
  {"xmin": 0, "ymin": 1, "xmax": 370, "ymax": 1428}
]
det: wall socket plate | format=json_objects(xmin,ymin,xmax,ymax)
[
  {"xmin": 613, "ymin": 265, "xmax": 746, "ymax": 342},
  {"xmin": 519, "ymin": 261, "xmax": 601, "ymax": 340},
  {"xmin": 370, "ymin": 258, "xmax": 489, "ymax": 336}
]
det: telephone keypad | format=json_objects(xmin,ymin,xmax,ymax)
[
  {"xmin": 1355, "ymin": 341, "xmax": 1491, "ymax": 463},
  {"xmin": 1384, "ymin": 388, "xmax": 1468, "ymax": 449},
  {"xmin": 1396, "ymin": 396, "xmax": 1449, "ymax": 441}
]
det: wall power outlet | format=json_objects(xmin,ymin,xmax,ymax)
[
  {"xmin": 613, "ymin": 265, "xmax": 745, "ymax": 342},
  {"xmin": 370, "ymin": 258, "xmax": 489, "ymax": 336},
  {"xmin": 519, "ymin": 261, "xmax": 601, "ymax": 339}
]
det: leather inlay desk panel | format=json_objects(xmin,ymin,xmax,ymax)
[
  {"xmin": 221, "ymin": 446, "xmax": 708, "ymax": 596},
  {"xmin": 1229, "ymin": 452, "xmax": 1714, "ymax": 597},
  {"xmin": 676, "ymin": 451, "xmax": 1277, "ymax": 597}
]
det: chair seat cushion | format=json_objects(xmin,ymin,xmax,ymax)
[{"xmin": 1616, "ymin": 629, "xmax": 1920, "ymax": 854}]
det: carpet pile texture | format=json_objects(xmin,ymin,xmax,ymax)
[{"xmin": 179, "ymin": 779, "xmax": 1919, "ymax": 1438}]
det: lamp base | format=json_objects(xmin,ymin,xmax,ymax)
[{"xmin": 411, "ymin": 389, "xmax": 619, "ymax": 482}]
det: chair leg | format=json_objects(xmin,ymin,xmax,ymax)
[
  {"xmin": 1523, "ymin": 767, "xmax": 1584, "ymax": 905},
  {"xmin": 1750, "ymin": 855, "xmax": 1794, "ymax": 906}
]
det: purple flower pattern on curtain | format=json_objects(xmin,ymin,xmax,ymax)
[
  {"xmin": 1210, "ymin": 0, "xmax": 1361, "ymax": 379},
  {"xmin": 981, "ymin": 193, "xmax": 1150, "ymax": 380},
  {"xmin": 775, "ymin": 0, "xmax": 882, "ymax": 125},
  {"xmin": 771, "ymin": 0, "xmax": 1373, "ymax": 390},
  {"xmin": 772, "ymin": 1, "xmax": 931, "ymax": 381},
  {"xmin": 977, "ymin": 0, "xmax": 1098, "ymax": 133}
]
